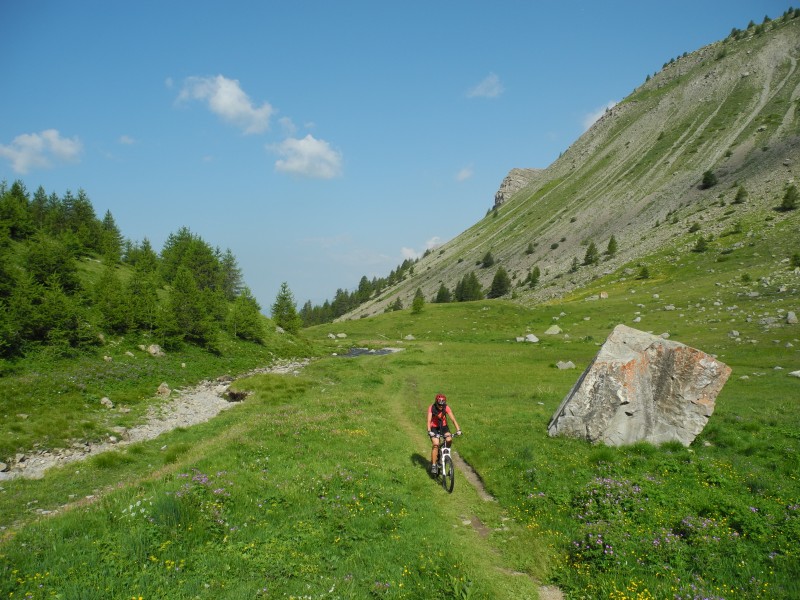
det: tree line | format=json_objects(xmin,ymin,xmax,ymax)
[{"xmin": 0, "ymin": 180, "xmax": 265, "ymax": 359}]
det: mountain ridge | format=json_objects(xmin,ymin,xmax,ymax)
[{"xmin": 342, "ymin": 15, "xmax": 800, "ymax": 320}]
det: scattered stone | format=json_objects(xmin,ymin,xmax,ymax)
[
  {"xmin": 788, "ymin": 311, "xmax": 798, "ymax": 324},
  {"xmin": 275, "ymin": 326, "xmax": 285, "ymax": 334},
  {"xmin": 0, "ymin": 462, "xmax": 7, "ymax": 472},
  {"xmin": 664, "ymin": 305, "xmax": 676, "ymax": 311},
  {"xmin": 157, "ymin": 382, "xmax": 171, "ymax": 396},
  {"xmin": 125, "ymin": 351, "xmax": 135, "ymax": 358},
  {"xmin": 100, "ymin": 397, "xmax": 114, "ymax": 409},
  {"xmin": 600, "ymin": 291, "xmax": 608, "ymax": 299},
  {"xmin": 336, "ymin": 333, "xmax": 347, "ymax": 339},
  {"xmin": 147, "ymin": 344, "xmax": 165, "ymax": 357},
  {"xmin": 548, "ymin": 324, "xmax": 730, "ymax": 446},
  {"xmin": 556, "ymin": 360, "xmax": 576, "ymax": 370},
  {"xmin": 328, "ymin": 333, "xmax": 336, "ymax": 339},
  {"xmin": 524, "ymin": 334, "xmax": 539, "ymax": 343},
  {"xmin": 103, "ymin": 355, "xmax": 112, "ymax": 362},
  {"xmin": 789, "ymin": 371, "xmax": 800, "ymax": 379},
  {"xmin": 545, "ymin": 325, "xmax": 562, "ymax": 335},
  {"xmin": 404, "ymin": 334, "xmax": 416, "ymax": 340}
]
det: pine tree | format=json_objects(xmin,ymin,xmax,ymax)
[
  {"xmin": 126, "ymin": 267, "xmax": 159, "ymax": 332},
  {"xmin": 434, "ymin": 283, "xmax": 452, "ymax": 303},
  {"xmin": 605, "ymin": 235, "xmax": 618, "ymax": 257},
  {"xmin": 583, "ymin": 242, "xmax": 600, "ymax": 266},
  {"xmin": 701, "ymin": 170, "xmax": 718, "ymax": 189},
  {"xmin": 455, "ymin": 272, "xmax": 483, "ymax": 301},
  {"xmin": 219, "ymin": 248, "xmax": 243, "ymax": 300},
  {"xmin": 780, "ymin": 184, "xmax": 798, "ymax": 211},
  {"xmin": 733, "ymin": 185, "xmax": 748, "ymax": 204},
  {"xmin": 411, "ymin": 288, "xmax": 425, "ymax": 314},
  {"xmin": 25, "ymin": 233, "xmax": 81, "ymax": 293},
  {"xmin": 528, "ymin": 265, "xmax": 540, "ymax": 289},
  {"xmin": 487, "ymin": 267, "xmax": 511, "ymax": 298},
  {"xmin": 228, "ymin": 286, "xmax": 264, "ymax": 342},
  {"xmin": 100, "ymin": 210, "xmax": 124, "ymax": 264},
  {"xmin": 481, "ymin": 251, "xmax": 495, "ymax": 268},
  {"xmin": 167, "ymin": 266, "xmax": 216, "ymax": 345},
  {"xmin": 271, "ymin": 282, "xmax": 302, "ymax": 334},
  {"xmin": 93, "ymin": 266, "xmax": 129, "ymax": 333}
]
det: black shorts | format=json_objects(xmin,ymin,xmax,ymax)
[{"xmin": 431, "ymin": 425, "xmax": 451, "ymax": 437}]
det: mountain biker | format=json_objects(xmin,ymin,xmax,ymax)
[{"xmin": 427, "ymin": 393, "xmax": 462, "ymax": 475}]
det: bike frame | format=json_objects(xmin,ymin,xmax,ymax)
[{"xmin": 436, "ymin": 435, "xmax": 452, "ymax": 472}]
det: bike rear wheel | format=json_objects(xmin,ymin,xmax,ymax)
[{"xmin": 442, "ymin": 455, "xmax": 454, "ymax": 493}]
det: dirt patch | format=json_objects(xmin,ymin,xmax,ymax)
[{"xmin": 452, "ymin": 451, "xmax": 495, "ymax": 502}]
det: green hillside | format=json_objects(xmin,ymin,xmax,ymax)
[{"xmin": 343, "ymin": 13, "xmax": 800, "ymax": 319}]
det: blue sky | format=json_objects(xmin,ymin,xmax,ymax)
[{"xmin": 0, "ymin": 1, "xmax": 790, "ymax": 308}]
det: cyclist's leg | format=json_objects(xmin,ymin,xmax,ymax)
[
  {"xmin": 430, "ymin": 430, "xmax": 440, "ymax": 466},
  {"xmin": 443, "ymin": 427, "xmax": 452, "ymax": 448}
]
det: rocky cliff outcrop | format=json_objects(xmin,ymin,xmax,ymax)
[{"xmin": 493, "ymin": 168, "xmax": 541, "ymax": 208}]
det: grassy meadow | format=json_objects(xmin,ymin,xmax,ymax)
[{"xmin": 1, "ymin": 208, "xmax": 799, "ymax": 599}]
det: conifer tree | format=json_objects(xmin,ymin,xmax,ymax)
[
  {"xmin": 528, "ymin": 265, "xmax": 540, "ymax": 289},
  {"xmin": 583, "ymin": 242, "xmax": 600, "ymax": 266},
  {"xmin": 434, "ymin": 283, "xmax": 452, "ymax": 303},
  {"xmin": 126, "ymin": 267, "xmax": 159, "ymax": 332},
  {"xmin": 228, "ymin": 286, "xmax": 264, "ymax": 342},
  {"xmin": 94, "ymin": 266, "xmax": 129, "ymax": 333},
  {"xmin": 605, "ymin": 235, "xmax": 618, "ymax": 257},
  {"xmin": 411, "ymin": 288, "xmax": 425, "ymax": 314},
  {"xmin": 100, "ymin": 210, "xmax": 123, "ymax": 264},
  {"xmin": 166, "ymin": 266, "xmax": 216, "ymax": 345},
  {"xmin": 271, "ymin": 282, "xmax": 302, "ymax": 334},
  {"xmin": 780, "ymin": 184, "xmax": 798, "ymax": 211},
  {"xmin": 487, "ymin": 267, "xmax": 511, "ymax": 298}
]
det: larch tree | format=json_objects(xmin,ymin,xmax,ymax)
[{"xmin": 271, "ymin": 282, "xmax": 302, "ymax": 335}]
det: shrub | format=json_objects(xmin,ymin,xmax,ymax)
[
  {"xmin": 780, "ymin": 184, "xmax": 798, "ymax": 211},
  {"xmin": 701, "ymin": 170, "xmax": 718, "ymax": 189}
]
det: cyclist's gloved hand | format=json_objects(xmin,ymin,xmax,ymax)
[
  {"xmin": 456, "ymin": 430, "xmax": 462, "ymax": 436},
  {"xmin": 428, "ymin": 430, "xmax": 435, "ymax": 437}
]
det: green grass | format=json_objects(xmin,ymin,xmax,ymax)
[{"xmin": 1, "ymin": 208, "xmax": 798, "ymax": 599}]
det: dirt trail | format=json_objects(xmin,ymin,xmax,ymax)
[{"xmin": 392, "ymin": 379, "xmax": 563, "ymax": 600}]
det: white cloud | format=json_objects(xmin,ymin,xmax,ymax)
[
  {"xmin": 178, "ymin": 74, "xmax": 273, "ymax": 134},
  {"xmin": 401, "ymin": 247, "xmax": 419, "ymax": 260},
  {"xmin": 456, "ymin": 165, "xmax": 473, "ymax": 181},
  {"xmin": 467, "ymin": 73, "xmax": 504, "ymax": 98},
  {"xmin": 0, "ymin": 129, "xmax": 82, "ymax": 174},
  {"xmin": 401, "ymin": 236, "xmax": 444, "ymax": 260},
  {"xmin": 119, "ymin": 135, "xmax": 136, "ymax": 145},
  {"xmin": 271, "ymin": 134, "xmax": 343, "ymax": 179},
  {"xmin": 583, "ymin": 100, "xmax": 618, "ymax": 130}
]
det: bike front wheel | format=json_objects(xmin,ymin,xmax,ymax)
[{"xmin": 441, "ymin": 455, "xmax": 454, "ymax": 493}]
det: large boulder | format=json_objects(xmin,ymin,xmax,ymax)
[{"xmin": 548, "ymin": 324, "xmax": 731, "ymax": 447}]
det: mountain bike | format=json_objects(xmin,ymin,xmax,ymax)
[{"xmin": 431, "ymin": 432, "xmax": 461, "ymax": 493}]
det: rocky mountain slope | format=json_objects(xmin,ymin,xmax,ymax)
[{"xmin": 344, "ymin": 15, "xmax": 800, "ymax": 319}]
